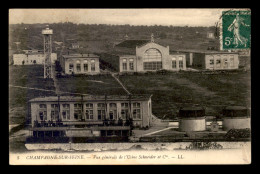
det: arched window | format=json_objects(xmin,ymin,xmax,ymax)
[
  {"xmin": 143, "ymin": 48, "xmax": 162, "ymax": 70},
  {"xmin": 143, "ymin": 48, "xmax": 162, "ymax": 62}
]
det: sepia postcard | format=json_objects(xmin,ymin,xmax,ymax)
[{"xmin": 9, "ymin": 8, "xmax": 251, "ymax": 165}]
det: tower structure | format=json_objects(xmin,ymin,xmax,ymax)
[{"xmin": 42, "ymin": 25, "xmax": 53, "ymax": 79}]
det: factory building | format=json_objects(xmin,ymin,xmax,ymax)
[
  {"xmin": 181, "ymin": 50, "xmax": 239, "ymax": 70},
  {"xmin": 60, "ymin": 54, "xmax": 100, "ymax": 75},
  {"xmin": 29, "ymin": 95, "xmax": 152, "ymax": 129},
  {"xmin": 102, "ymin": 35, "xmax": 186, "ymax": 73},
  {"xmin": 13, "ymin": 52, "xmax": 57, "ymax": 65},
  {"xmin": 178, "ymin": 107, "xmax": 206, "ymax": 132},
  {"xmin": 173, "ymin": 49, "xmax": 239, "ymax": 70},
  {"xmin": 222, "ymin": 106, "xmax": 250, "ymax": 131}
]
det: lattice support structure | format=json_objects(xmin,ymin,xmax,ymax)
[{"xmin": 42, "ymin": 26, "xmax": 53, "ymax": 79}]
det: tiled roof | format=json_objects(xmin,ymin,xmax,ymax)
[
  {"xmin": 116, "ymin": 40, "xmax": 150, "ymax": 48},
  {"xmin": 171, "ymin": 49, "xmax": 239, "ymax": 54},
  {"xmin": 62, "ymin": 54, "xmax": 99, "ymax": 58},
  {"xmin": 29, "ymin": 95, "xmax": 152, "ymax": 102}
]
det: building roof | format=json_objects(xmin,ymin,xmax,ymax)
[
  {"xmin": 224, "ymin": 106, "xmax": 248, "ymax": 111},
  {"xmin": 116, "ymin": 40, "xmax": 150, "ymax": 48},
  {"xmin": 171, "ymin": 49, "xmax": 238, "ymax": 54},
  {"xmin": 118, "ymin": 55, "xmax": 136, "ymax": 57},
  {"xmin": 62, "ymin": 53, "xmax": 99, "ymax": 59},
  {"xmin": 29, "ymin": 95, "xmax": 152, "ymax": 102}
]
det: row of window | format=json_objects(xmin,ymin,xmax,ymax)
[
  {"xmin": 143, "ymin": 62, "xmax": 162, "ymax": 70},
  {"xmin": 172, "ymin": 57, "xmax": 184, "ymax": 69},
  {"xmin": 69, "ymin": 60, "xmax": 96, "ymax": 72},
  {"xmin": 208, "ymin": 58, "xmax": 234, "ymax": 67},
  {"xmin": 38, "ymin": 103, "xmax": 141, "ymax": 121},
  {"xmin": 122, "ymin": 58, "xmax": 134, "ymax": 71}
]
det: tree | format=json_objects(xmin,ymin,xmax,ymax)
[{"xmin": 159, "ymin": 32, "xmax": 167, "ymax": 39}]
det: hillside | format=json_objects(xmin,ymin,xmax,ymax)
[{"xmin": 9, "ymin": 23, "xmax": 220, "ymax": 55}]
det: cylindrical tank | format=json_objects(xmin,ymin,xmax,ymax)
[
  {"xmin": 178, "ymin": 107, "xmax": 206, "ymax": 132},
  {"xmin": 222, "ymin": 106, "xmax": 250, "ymax": 131}
]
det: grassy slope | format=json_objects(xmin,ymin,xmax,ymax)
[
  {"xmin": 119, "ymin": 71, "xmax": 250, "ymax": 119},
  {"xmin": 56, "ymin": 74, "xmax": 127, "ymax": 96},
  {"xmin": 9, "ymin": 65, "xmax": 56, "ymax": 124}
]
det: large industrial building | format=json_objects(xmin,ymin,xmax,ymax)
[
  {"xmin": 102, "ymin": 35, "xmax": 187, "ymax": 73},
  {"xmin": 60, "ymin": 53, "xmax": 100, "ymax": 75},
  {"xmin": 29, "ymin": 95, "xmax": 152, "ymax": 129},
  {"xmin": 27, "ymin": 95, "xmax": 152, "ymax": 142},
  {"xmin": 13, "ymin": 51, "xmax": 57, "ymax": 65},
  {"xmin": 175, "ymin": 49, "xmax": 239, "ymax": 70}
]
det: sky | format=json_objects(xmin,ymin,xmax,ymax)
[{"xmin": 9, "ymin": 9, "xmax": 238, "ymax": 27}]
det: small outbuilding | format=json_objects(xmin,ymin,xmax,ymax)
[{"xmin": 60, "ymin": 53, "xmax": 100, "ymax": 75}]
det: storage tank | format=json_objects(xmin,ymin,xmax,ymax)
[
  {"xmin": 222, "ymin": 106, "xmax": 250, "ymax": 131},
  {"xmin": 178, "ymin": 107, "xmax": 206, "ymax": 132}
]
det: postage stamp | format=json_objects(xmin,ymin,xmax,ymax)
[{"xmin": 222, "ymin": 10, "xmax": 251, "ymax": 50}]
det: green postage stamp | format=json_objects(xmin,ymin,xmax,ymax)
[{"xmin": 222, "ymin": 10, "xmax": 251, "ymax": 49}]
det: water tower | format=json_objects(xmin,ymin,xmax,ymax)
[{"xmin": 42, "ymin": 25, "xmax": 53, "ymax": 78}]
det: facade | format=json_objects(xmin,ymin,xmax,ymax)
[
  {"xmin": 13, "ymin": 53, "xmax": 57, "ymax": 65},
  {"xmin": 27, "ymin": 95, "xmax": 152, "ymax": 142},
  {"xmin": 29, "ymin": 95, "xmax": 152, "ymax": 129},
  {"xmin": 118, "ymin": 41, "xmax": 186, "ymax": 72},
  {"xmin": 191, "ymin": 51, "xmax": 239, "ymax": 70},
  {"xmin": 60, "ymin": 54, "xmax": 100, "ymax": 75}
]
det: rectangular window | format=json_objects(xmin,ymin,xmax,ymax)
[
  {"xmin": 129, "ymin": 59, "xmax": 134, "ymax": 70},
  {"xmin": 121, "ymin": 103, "xmax": 129, "ymax": 108},
  {"xmin": 122, "ymin": 59, "xmax": 127, "ymax": 71},
  {"xmin": 209, "ymin": 59, "xmax": 214, "ymax": 65},
  {"xmin": 91, "ymin": 60, "xmax": 95, "ymax": 71},
  {"xmin": 224, "ymin": 58, "xmax": 228, "ymax": 68},
  {"xmin": 84, "ymin": 64, "xmax": 88, "ymax": 72},
  {"xmin": 98, "ymin": 110, "xmax": 106, "ymax": 120},
  {"xmin": 121, "ymin": 103, "xmax": 129, "ymax": 120},
  {"xmin": 74, "ymin": 103, "xmax": 82, "ymax": 120},
  {"xmin": 172, "ymin": 57, "xmax": 176, "ymax": 68},
  {"xmin": 76, "ymin": 64, "xmax": 81, "ymax": 72},
  {"xmin": 230, "ymin": 56, "xmax": 234, "ymax": 67},
  {"xmin": 97, "ymin": 103, "xmax": 106, "ymax": 120},
  {"xmin": 50, "ymin": 104, "xmax": 59, "ymax": 120},
  {"xmin": 39, "ymin": 111, "xmax": 47, "ymax": 121},
  {"xmin": 109, "ymin": 103, "xmax": 117, "ymax": 120},
  {"xmin": 133, "ymin": 102, "xmax": 141, "ymax": 119},
  {"xmin": 86, "ymin": 103, "xmax": 93, "ymax": 120},
  {"xmin": 62, "ymin": 104, "xmax": 70, "ymax": 120},
  {"xmin": 143, "ymin": 62, "xmax": 162, "ymax": 70},
  {"xmin": 129, "ymin": 62, "xmax": 134, "ymax": 70},
  {"xmin": 69, "ymin": 64, "xmax": 74, "ymax": 71},
  {"xmin": 216, "ymin": 59, "xmax": 221, "ymax": 68},
  {"xmin": 179, "ymin": 56, "xmax": 183, "ymax": 69},
  {"xmin": 133, "ymin": 109, "xmax": 141, "ymax": 119},
  {"xmin": 121, "ymin": 109, "xmax": 128, "ymax": 120},
  {"xmin": 51, "ymin": 111, "xmax": 59, "ymax": 121}
]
